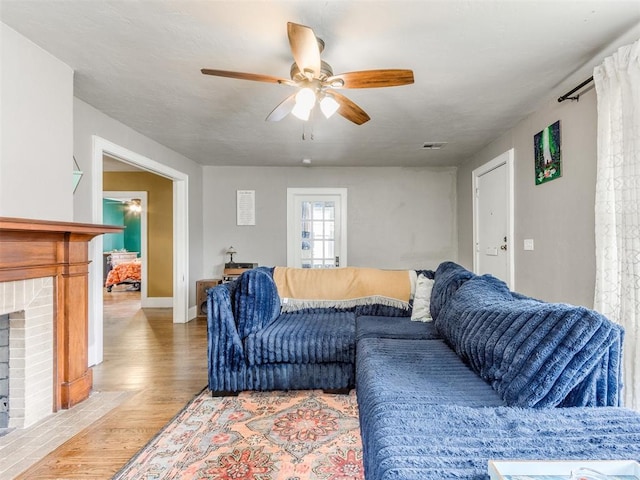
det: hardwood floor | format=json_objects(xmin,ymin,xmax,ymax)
[{"xmin": 15, "ymin": 291, "xmax": 209, "ymax": 479}]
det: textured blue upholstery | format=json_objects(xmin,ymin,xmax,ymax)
[
  {"xmin": 361, "ymin": 402, "xmax": 640, "ymax": 480},
  {"xmin": 429, "ymin": 261, "xmax": 476, "ymax": 320},
  {"xmin": 207, "ymin": 268, "xmax": 360, "ymax": 392},
  {"xmin": 433, "ymin": 264, "xmax": 623, "ymax": 407},
  {"xmin": 207, "ymin": 281, "xmax": 247, "ymax": 391},
  {"xmin": 234, "ymin": 267, "xmax": 281, "ymax": 339},
  {"xmin": 357, "ymin": 332, "xmax": 640, "ymax": 480},
  {"xmin": 355, "ymin": 262, "xmax": 639, "ymax": 480},
  {"xmin": 247, "ymin": 362, "xmax": 355, "ymax": 391},
  {"xmin": 356, "ymin": 338, "xmax": 504, "ymax": 407},
  {"xmin": 356, "ymin": 316, "xmax": 442, "ymax": 341},
  {"xmin": 245, "ymin": 311, "xmax": 356, "ymax": 365}
]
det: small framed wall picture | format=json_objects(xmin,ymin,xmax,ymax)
[
  {"xmin": 534, "ymin": 120, "xmax": 562, "ymax": 185},
  {"xmin": 236, "ymin": 190, "xmax": 256, "ymax": 226}
]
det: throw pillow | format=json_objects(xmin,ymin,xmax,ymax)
[{"xmin": 411, "ymin": 274, "xmax": 434, "ymax": 322}]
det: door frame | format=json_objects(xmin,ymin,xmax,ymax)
[
  {"xmin": 472, "ymin": 149, "xmax": 515, "ymax": 288},
  {"xmin": 89, "ymin": 136, "xmax": 189, "ymax": 366},
  {"xmin": 102, "ymin": 191, "xmax": 148, "ymax": 301},
  {"xmin": 286, "ymin": 188, "xmax": 348, "ymax": 268}
]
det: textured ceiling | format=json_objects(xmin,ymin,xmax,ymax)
[{"xmin": 2, "ymin": 1, "xmax": 639, "ymax": 167}]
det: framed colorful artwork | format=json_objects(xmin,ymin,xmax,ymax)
[{"xmin": 534, "ymin": 120, "xmax": 561, "ymax": 185}]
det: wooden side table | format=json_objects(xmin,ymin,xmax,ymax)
[{"xmin": 196, "ymin": 279, "xmax": 222, "ymax": 319}]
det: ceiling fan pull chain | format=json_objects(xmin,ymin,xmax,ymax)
[{"xmin": 301, "ymin": 123, "xmax": 314, "ymax": 141}]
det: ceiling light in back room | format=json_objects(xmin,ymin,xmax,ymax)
[{"xmin": 422, "ymin": 142, "xmax": 448, "ymax": 150}]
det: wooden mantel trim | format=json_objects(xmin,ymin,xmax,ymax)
[
  {"xmin": 0, "ymin": 216, "xmax": 123, "ymax": 235},
  {"xmin": 0, "ymin": 217, "xmax": 123, "ymax": 410}
]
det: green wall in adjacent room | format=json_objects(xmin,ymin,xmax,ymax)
[{"xmin": 102, "ymin": 198, "xmax": 141, "ymax": 255}]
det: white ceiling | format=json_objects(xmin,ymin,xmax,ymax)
[{"xmin": 2, "ymin": 1, "xmax": 639, "ymax": 167}]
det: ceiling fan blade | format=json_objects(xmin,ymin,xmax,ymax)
[
  {"xmin": 287, "ymin": 22, "xmax": 321, "ymax": 78},
  {"xmin": 266, "ymin": 93, "xmax": 297, "ymax": 122},
  {"xmin": 330, "ymin": 91, "xmax": 370, "ymax": 125},
  {"xmin": 201, "ymin": 69, "xmax": 295, "ymax": 85},
  {"xmin": 326, "ymin": 69, "xmax": 414, "ymax": 89}
]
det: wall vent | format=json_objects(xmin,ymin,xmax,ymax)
[{"xmin": 422, "ymin": 142, "xmax": 447, "ymax": 150}]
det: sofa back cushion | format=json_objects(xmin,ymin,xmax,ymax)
[
  {"xmin": 234, "ymin": 267, "xmax": 281, "ymax": 339},
  {"xmin": 430, "ymin": 261, "xmax": 476, "ymax": 320},
  {"xmin": 433, "ymin": 269, "xmax": 623, "ymax": 408}
]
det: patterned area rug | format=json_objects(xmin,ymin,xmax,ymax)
[{"xmin": 113, "ymin": 389, "xmax": 364, "ymax": 480}]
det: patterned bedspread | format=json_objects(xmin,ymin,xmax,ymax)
[{"xmin": 106, "ymin": 260, "xmax": 141, "ymax": 287}]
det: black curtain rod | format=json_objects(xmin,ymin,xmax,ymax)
[{"xmin": 557, "ymin": 76, "xmax": 594, "ymax": 102}]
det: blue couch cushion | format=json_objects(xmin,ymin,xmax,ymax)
[
  {"xmin": 356, "ymin": 338, "xmax": 504, "ymax": 407},
  {"xmin": 356, "ymin": 315, "xmax": 442, "ymax": 341},
  {"xmin": 430, "ymin": 261, "xmax": 476, "ymax": 320},
  {"xmin": 245, "ymin": 311, "xmax": 356, "ymax": 366},
  {"xmin": 360, "ymin": 402, "xmax": 640, "ymax": 480},
  {"xmin": 234, "ymin": 267, "xmax": 281, "ymax": 339},
  {"xmin": 434, "ymin": 271, "xmax": 623, "ymax": 408}
]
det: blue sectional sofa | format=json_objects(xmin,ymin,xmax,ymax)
[
  {"xmin": 207, "ymin": 266, "xmax": 419, "ymax": 392},
  {"xmin": 207, "ymin": 262, "xmax": 640, "ymax": 479}
]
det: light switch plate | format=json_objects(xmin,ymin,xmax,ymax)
[{"xmin": 524, "ymin": 239, "xmax": 534, "ymax": 251}]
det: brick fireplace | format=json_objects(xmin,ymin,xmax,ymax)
[
  {"xmin": 0, "ymin": 278, "xmax": 54, "ymax": 428},
  {"xmin": 0, "ymin": 217, "xmax": 121, "ymax": 426}
]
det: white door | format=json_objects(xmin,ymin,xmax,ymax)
[
  {"xmin": 472, "ymin": 150, "xmax": 514, "ymax": 287},
  {"xmin": 287, "ymin": 188, "xmax": 347, "ymax": 268}
]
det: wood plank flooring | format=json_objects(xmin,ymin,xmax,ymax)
[{"xmin": 15, "ymin": 291, "xmax": 209, "ymax": 479}]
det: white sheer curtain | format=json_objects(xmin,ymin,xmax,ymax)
[{"xmin": 594, "ymin": 39, "xmax": 640, "ymax": 411}]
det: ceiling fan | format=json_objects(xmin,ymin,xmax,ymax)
[{"xmin": 201, "ymin": 22, "xmax": 414, "ymax": 125}]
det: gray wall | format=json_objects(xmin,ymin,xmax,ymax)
[
  {"xmin": 1, "ymin": 24, "xmax": 73, "ymax": 221},
  {"xmin": 73, "ymin": 98, "xmax": 205, "ymax": 299},
  {"xmin": 203, "ymin": 166, "xmax": 457, "ymax": 277},
  {"xmin": 457, "ymin": 88, "xmax": 598, "ymax": 307}
]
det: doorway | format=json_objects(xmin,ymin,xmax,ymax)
[
  {"xmin": 102, "ymin": 191, "xmax": 147, "ymax": 301},
  {"xmin": 472, "ymin": 149, "xmax": 515, "ymax": 288},
  {"xmin": 89, "ymin": 136, "xmax": 189, "ymax": 366},
  {"xmin": 286, "ymin": 188, "xmax": 348, "ymax": 268}
]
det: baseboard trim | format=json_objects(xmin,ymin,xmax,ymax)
[
  {"xmin": 188, "ymin": 305, "xmax": 197, "ymax": 321},
  {"xmin": 141, "ymin": 297, "xmax": 172, "ymax": 308}
]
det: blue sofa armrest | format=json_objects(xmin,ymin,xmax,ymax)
[
  {"xmin": 207, "ymin": 282, "xmax": 247, "ymax": 391},
  {"xmin": 234, "ymin": 267, "xmax": 281, "ymax": 339}
]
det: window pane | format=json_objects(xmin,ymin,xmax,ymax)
[
  {"xmin": 313, "ymin": 221, "xmax": 324, "ymax": 238},
  {"xmin": 325, "ymin": 222, "xmax": 334, "ymax": 240},
  {"xmin": 313, "ymin": 241, "xmax": 324, "ymax": 259},
  {"xmin": 313, "ymin": 202, "xmax": 324, "ymax": 219},
  {"xmin": 301, "ymin": 201, "xmax": 311, "ymax": 220},
  {"xmin": 324, "ymin": 203, "xmax": 335, "ymax": 220},
  {"xmin": 324, "ymin": 241, "xmax": 334, "ymax": 259}
]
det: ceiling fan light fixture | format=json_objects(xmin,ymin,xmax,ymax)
[
  {"xmin": 295, "ymin": 87, "xmax": 316, "ymax": 110},
  {"xmin": 320, "ymin": 95, "xmax": 340, "ymax": 118},
  {"xmin": 291, "ymin": 102, "xmax": 312, "ymax": 121},
  {"xmin": 202, "ymin": 22, "xmax": 414, "ymax": 126}
]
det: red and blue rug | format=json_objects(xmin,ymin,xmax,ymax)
[{"xmin": 113, "ymin": 389, "xmax": 364, "ymax": 480}]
